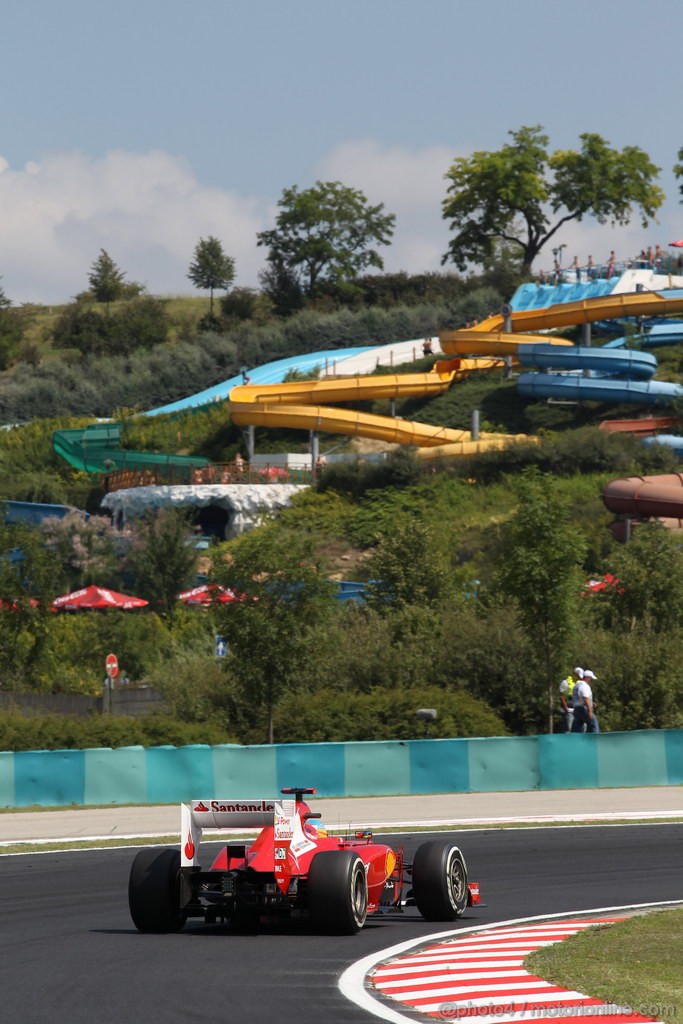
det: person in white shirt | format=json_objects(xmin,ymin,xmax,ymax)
[{"xmin": 571, "ymin": 670, "xmax": 599, "ymax": 733}]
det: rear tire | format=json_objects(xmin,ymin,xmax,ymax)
[
  {"xmin": 412, "ymin": 840, "xmax": 468, "ymax": 921},
  {"xmin": 307, "ymin": 851, "xmax": 368, "ymax": 934},
  {"xmin": 128, "ymin": 848, "xmax": 187, "ymax": 933}
]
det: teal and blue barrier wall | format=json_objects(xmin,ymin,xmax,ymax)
[{"xmin": 2, "ymin": 730, "xmax": 682, "ymax": 807}]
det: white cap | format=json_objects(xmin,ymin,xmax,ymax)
[
  {"xmin": 574, "ymin": 667, "xmax": 584, "ymax": 678},
  {"xmin": 584, "ymin": 670, "xmax": 597, "ymax": 680}
]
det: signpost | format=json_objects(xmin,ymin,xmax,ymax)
[
  {"xmin": 104, "ymin": 653, "xmax": 119, "ymax": 715},
  {"xmin": 105, "ymin": 653, "xmax": 119, "ymax": 679}
]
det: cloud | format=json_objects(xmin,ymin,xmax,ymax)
[
  {"xmin": 0, "ymin": 150, "xmax": 273, "ymax": 304},
  {"xmin": 315, "ymin": 139, "xmax": 457, "ymax": 275},
  {"xmin": 0, "ymin": 143, "xmax": 678, "ymax": 305}
]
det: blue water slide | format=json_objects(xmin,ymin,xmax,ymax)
[
  {"xmin": 510, "ymin": 278, "xmax": 617, "ymax": 312},
  {"xmin": 642, "ymin": 434, "xmax": 683, "ymax": 456},
  {"xmin": 517, "ymin": 373, "xmax": 683, "ymax": 405},
  {"xmin": 516, "ymin": 344, "xmax": 657, "ymax": 380},
  {"xmin": 145, "ymin": 346, "xmax": 376, "ymax": 417}
]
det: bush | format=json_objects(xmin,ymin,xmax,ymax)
[
  {"xmin": 273, "ymin": 684, "xmax": 508, "ymax": 742},
  {"xmin": 0, "ymin": 709, "xmax": 231, "ymax": 751}
]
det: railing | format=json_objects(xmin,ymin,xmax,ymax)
[
  {"xmin": 103, "ymin": 462, "xmax": 315, "ymax": 492},
  {"xmin": 540, "ymin": 254, "xmax": 683, "ymax": 286}
]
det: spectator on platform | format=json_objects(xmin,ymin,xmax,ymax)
[
  {"xmin": 606, "ymin": 251, "xmax": 616, "ymax": 277},
  {"xmin": 572, "ymin": 256, "xmax": 581, "ymax": 282},
  {"xmin": 587, "ymin": 255, "xmax": 595, "ymax": 280}
]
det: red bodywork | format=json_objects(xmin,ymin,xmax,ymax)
[{"xmin": 208, "ymin": 797, "xmax": 402, "ymax": 914}]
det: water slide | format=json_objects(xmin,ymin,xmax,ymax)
[
  {"xmin": 52, "ymin": 289, "xmax": 683, "ymax": 472},
  {"xmin": 228, "ymin": 363, "xmax": 530, "ymax": 457},
  {"xmin": 602, "ymin": 473, "xmax": 683, "ymax": 539},
  {"xmin": 229, "ymin": 291, "xmax": 683, "ymax": 454}
]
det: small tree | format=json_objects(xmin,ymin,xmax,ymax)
[
  {"xmin": 125, "ymin": 508, "xmax": 198, "ymax": 619},
  {"xmin": 187, "ymin": 236, "xmax": 236, "ymax": 315},
  {"xmin": 675, "ymin": 146, "xmax": 683, "ymax": 200},
  {"xmin": 88, "ymin": 250, "xmax": 127, "ymax": 310},
  {"xmin": 497, "ymin": 470, "xmax": 587, "ymax": 732},
  {"xmin": 364, "ymin": 518, "xmax": 453, "ymax": 612},
  {"xmin": 0, "ymin": 280, "xmax": 25, "ymax": 370}
]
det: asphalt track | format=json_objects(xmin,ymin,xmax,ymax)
[{"xmin": 1, "ymin": 791, "xmax": 681, "ymax": 1024}]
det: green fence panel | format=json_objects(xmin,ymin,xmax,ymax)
[
  {"xmin": 468, "ymin": 736, "xmax": 539, "ymax": 792},
  {"xmin": 211, "ymin": 744, "xmax": 277, "ymax": 796},
  {"xmin": 0, "ymin": 751, "xmax": 14, "ymax": 807},
  {"xmin": 537, "ymin": 734, "xmax": 599, "ymax": 789},
  {"xmin": 14, "ymin": 749, "xmax": 85, "ymax": 807},
  {"xmin": 664, "ymin": 730, "xmax": 683, "ymax": 784},
  {"xmin": 409, "ymin": 738, "xmax": 470, "ymax": 794},
  {"xmin": 275, "ymin": 743, "xmax": 345, "ymax": 796},
  {"xmin": 146, "ymin": 745, "xmax": 215, "ymax": 803},
  {"xmin": 596, "ymin": 730, "xmax": 668, "ymax": 788},
  {"xmin": 83, "ymin": 747, "xmax": 148, "ymax": 805},
  {"xmin": 344, "ymin": 741, "xmax": 411, "ymax": 796}
]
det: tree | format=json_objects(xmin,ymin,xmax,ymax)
[
  {"xmin": 0, "ymin": 280, "xmax": 25, "ymax": 370},
  {"xmin": 213, "ymin": 524, "xmax": 335, "ymax": 743},
  {"xmin": 364, "ymin": 518, "xmax": 452, "ymax": 612},
  {"xmin": 187, "ymin": 236, "xmax": 235, "ymax": 316},
  {"xmin": 125, "ymin": 509, "xmax": 198, "ymax": 619},
  {"xmin": 256, "ymin": 181, "xmax": 396, "ymax": 300},
  {"xmin": 442, "ymin": 126, "xmax": 664, "ymax": 275},
  {"xmin": 675, "ymin": 147, "xmax": 683, "ymax": 200},
  {"xmin": 88, "ymin": 250, "xmax": 127, "ymax": 309},
  {"xmin": 606, "ymin": 522, "xmax": 683, "ymax": 633},
  {"xmin": 497, "ymin": 469, "xmax": 587, "ymax": 732}
]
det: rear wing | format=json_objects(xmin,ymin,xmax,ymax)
[{"xmin": 181, "ymin": 797, "xmax": 296, "ymax": 867}]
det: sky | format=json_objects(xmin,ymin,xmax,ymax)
[{"xmin": 2, "ymin": 0, "xmax": 682, "ymax": 305}]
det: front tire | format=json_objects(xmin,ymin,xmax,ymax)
[
  {"xmin": 307, "ymin": 851, "xmax": 368, "ymax": 934},
  {"xmin": 128, "ymin": 848, "xmax": 187, "ymax": 933},
  {"xmin": 412, "ymin": 840, "xmax": 468, "ymax": 921}
]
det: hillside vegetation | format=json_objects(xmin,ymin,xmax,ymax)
[{"xmin": 1, "ymin": 276, "xmax": 683, "ymax": 747}]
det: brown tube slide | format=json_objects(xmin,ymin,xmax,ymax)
[{"xmin": 602, "ymin": 474, "xmax": 683, "ymax": 518}]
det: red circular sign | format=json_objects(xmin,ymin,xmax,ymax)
[{"xmin": 105, "ymin": 653, "xmax": 119, "ymax": 678}]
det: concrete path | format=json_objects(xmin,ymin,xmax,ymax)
[{"xmin": 1, "ymin": 786, "xmax": 681, "ymax": 844}]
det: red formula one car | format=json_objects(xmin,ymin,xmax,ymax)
[{"xmin": 128, "ymin": 787, "xmax": 480, "ymax": 935}]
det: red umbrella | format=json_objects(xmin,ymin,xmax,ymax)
[
  {"xmin": 177, "ymin": 584, "xmax": 237, "ymax": 606},
  {"xmin": 669, "ymin": 240, "xmax": 683, "ymax": 248},
  {"xmin": 52, "ymin": 585, "xmax": 149, "ymax": 610}
]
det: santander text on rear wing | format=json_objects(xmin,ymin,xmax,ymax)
[{"xmin": 181, "ymin": 798, "xmax": 297, "ymax": 868}]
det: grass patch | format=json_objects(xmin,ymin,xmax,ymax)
[{"xmin": 526, "ymin": 909, "xmax": 683, "ymax": 1024}]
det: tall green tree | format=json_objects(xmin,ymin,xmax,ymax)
[
  {"xmin": 88, "ymin": 250, "xmax": 127, "ymax": 310},
  {"xmin": 497, "ymin": 469, "xmax": 587, "ymax": 732},
  {"xmin": 213, "ymin": 524, "xmax": 335, "ymax": 743},
  {"xmin": 187, "ymin": 236, "xmax": 236, "ymax": 315},
  {"xmin": 442, "ymin": 126, "xmax": 664, "ymax": 275},
  {"xmin": 257, "ymin": 180, "xmax": 396, "ymax": 300}
]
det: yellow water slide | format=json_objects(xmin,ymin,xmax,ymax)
[
  {"xmin": 229, "ymin": 292, "xmax": 683, "ymax": 457},
  {"xmin": 229, "ymin": 362, "xmax": 529, "ymax": 457}
]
